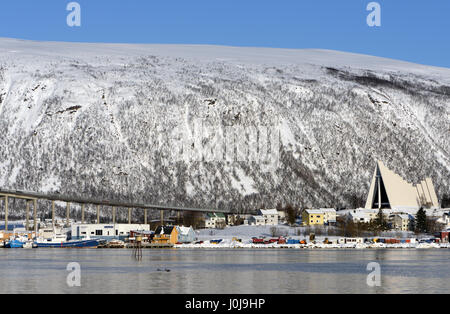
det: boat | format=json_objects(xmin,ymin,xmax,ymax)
[
  {"xmin": 106, "ymin": 239, "xmax": 125, "ymax": 248},
  {"xmin": 4, "ymin": 231, "xmax": 32, "ymax": 248},
  {"xmin": 34, "ymin": 232, "xmax": 102, "ymax": 248},
  {"xmin": 5, "ymin": 239, "xmax": 24, "ymax": 248}
]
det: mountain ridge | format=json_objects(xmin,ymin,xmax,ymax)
[{"xmin": 0, "ymin": 38, "xmax": 448, "ymax": 213}]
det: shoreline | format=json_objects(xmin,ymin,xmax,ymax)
[{"xmin": 174, "ymin": 242, "xmax": 450, "ymax": 249}]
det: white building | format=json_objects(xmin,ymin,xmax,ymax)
[
  {"xmin": 227, "ymin": 214, "xmax": 252, "ymax": 226},
  {"xmin": 390, "ymin": 213, "xmax": 412, "ymax": 231},
  {"xmin": 345, "ymin": 208, "xmax": 379, "ymax": 224},
  {"xmin": 204, "ymin": 213, "xmax": 226, "ymax": 229},
  {"xmin": 320, "ymin": 208, "xmax": 337, "ymax": 225},
  {"xmin": 71, "ymin": 223, "xmax": 150, "ymax": 240},
  {"xmin": 249, "ymin": 215, "xmax": 265, "ymax": 226},
  {"xmin": 348, "ymin": 211, "xmax": 372, "ymax": 224},
  {"xmin": 277, "ymin": 210, "xmax": 286, "ymax": 224},
  {"xmin": 365, "ymin": 160, "xmax": 440, "ymax": 211},
  {"xmin": 437, "ymin": 211, "xmax": 450, "ymax": 230},
  {"xmin": 176, "ymin": 226, "xmax": 196, "ymax": 243},
  {"xmin": 258, "ymin": 209, "xmax": 279, "ymax": 225}
]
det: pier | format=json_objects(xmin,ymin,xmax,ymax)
[{"xmin": 0, "ymin": 188, "xmax": 232, "ymax": 230}]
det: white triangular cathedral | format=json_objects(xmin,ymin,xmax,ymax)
[{"xmin": 365, "ymin": 161, "xmax": 439, "ymax": 211}]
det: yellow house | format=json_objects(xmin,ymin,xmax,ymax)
[
  {"xmin": 153, "ymin": 226, "xmax": 179, "ymax": 244},
  {"xmin": 302, "ymin": 209, "xmax": 324, "ymax": 226}
]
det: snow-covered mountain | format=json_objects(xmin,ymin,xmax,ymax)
[{"xmin": 0, "ymin": 38, "xmax": 449, "ymax": 214}]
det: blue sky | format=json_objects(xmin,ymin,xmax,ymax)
[{"xmin": 0, "ymin": 0, "xmax": 449, "ymax": 68}]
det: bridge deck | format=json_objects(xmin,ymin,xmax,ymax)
[{"xmin": 0, "ymin": 188, "xmax": 230, "ymax": 213}]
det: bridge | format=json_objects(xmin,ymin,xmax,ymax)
[{"xmin": 0, "ymin": 188, "xmax": 233, "ymax": 233}]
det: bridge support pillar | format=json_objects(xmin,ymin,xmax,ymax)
[
  {"xmin": 160, "ymin": 210, "xmax": 164, "ymax": 225},
  {"xmin": 81, "ymin": 204, "xmax": 85, "ymax": 224},
  {"xmin": 26, "ymin": 200, "xmax": 30, "ymax": 231},
  {"xmin": 52, "ymin": 200, "xmax": 55, "ymax": 228},
  {"xmin": 4, "ymin": 196, "xmax": 8, "ymax": 232},
  {"xmin": 66, "ymin": 202, "xmax": 70, "ymax": 226},
  {"xmin": 33, "ymin": 199, "xmax": 37, "ymax": 234},
  {"xmin": 97, "ymin": 205, "xmax": 100, "ymax": 224},
  {"xmin": 144, "ymin": 208, "xmax": 147, "ymax": 225},
  {"xmin": 128, "ymin": 208, "xmax": 131, "ymax": 224}
]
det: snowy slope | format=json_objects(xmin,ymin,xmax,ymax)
[{"xmin": 0, "ymin": 38, "xmax": 449, "ymax": 217}]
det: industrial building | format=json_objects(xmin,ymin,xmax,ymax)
[{"xmin": 71, "ymin": 223, "xmax": 150, "ymax": 240}]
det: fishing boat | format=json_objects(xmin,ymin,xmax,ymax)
[
  {"xmin": 4, "ymin": 230, "xmax": 31, "ymax": 248},
  {"xmin": 34, "ymin": 231, "xmax": 103, "ymax": 248},
  {"xmin": 34, "ymin": 227, "xmax": 104, "ymax": 248},
  {"xmin": 5, "ymin": 239, "xmax": 24, "ymax": 248}
]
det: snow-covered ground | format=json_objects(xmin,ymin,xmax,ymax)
[
  {"xmin": 175, "ymin": 241, "xmax": 449, "ymax": 249},
  {"xmin": 179, "ymin": 225, "xmax": 448, "ymax": 249}
]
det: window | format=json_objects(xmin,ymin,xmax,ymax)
[{"xmin": 95, "ymin": 230, "xmax": 102, "ymax": 236}]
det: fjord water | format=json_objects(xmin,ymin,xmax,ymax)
[{"xmin": 0, "ymin": 249, "xmax": 449, "ymax": 294}]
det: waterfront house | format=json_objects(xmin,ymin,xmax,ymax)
[
  {"xmin": 302, "ymin": 209, "xmax": 324, "ymax": 226},
  {"xmin": 258, "ymin": 209, "xmax": 279, "ymax": 225},
  {"xmin": 129, "ymin": 230, "xmax": 154, "ymax": 242},
  {"xmin": 153, "ymin": 226, "xmax": 178, "ymax": 244},
  {"xmin": 176, "ymin": 226, "xmax": 196, "ymax": 243}
]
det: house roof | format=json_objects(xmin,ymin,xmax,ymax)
[
  {"xmin": 252, "ymin": 215, "xmax": 265, "ymax": 220},
  {"xmin": 176, "ymin": 226, "xmax": 194, "ymax": 235},
  {"xmin": 206, "ymin": 212, "xmax": 226, "ymax": 218},
  {"xmin": 259, "ymin": 209, "xmax": 278, "ymax": 215},
  {"xmin": 305, "ymin": 209, "xmax": 324, "ymax": 214},
  {"xmin": 348, "ymin": 212, "xmax": 371, "ymax": 220},
  {"xmin": 320, "ymin": 208, "xmax": 336, "ymax": 213},
  {"xmin": 155, "ymin": 226, "xmax": 174, "ymax": 235}
]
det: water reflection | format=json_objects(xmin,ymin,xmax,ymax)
[{"xmin": 0, "ymin": 248, "xmax": 449, "ymax": 293}]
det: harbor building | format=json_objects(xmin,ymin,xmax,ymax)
[
  {"xmin": 176, "ymin": 226, "xmax": 196, "ymax": 243},
  {"xmin": 153, "ymin": 226, "xmax": 178, "ymax": 244},
  {"xmin": 71, "ymin": 223, "xmax": 150, "ymax": 240},
  {"xmin": 365, "ymin": 161, "xmax": 440, "ymax": 211}
]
